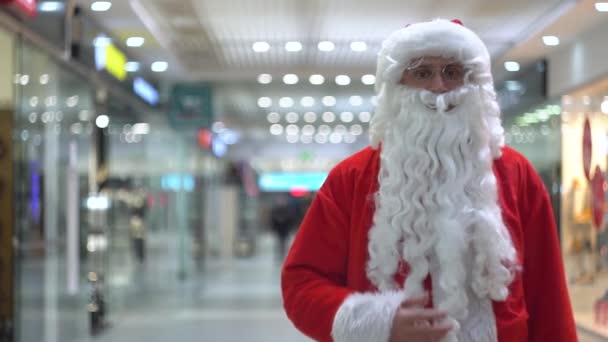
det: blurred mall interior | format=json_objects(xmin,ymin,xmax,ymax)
[{"xmin": 1, "ymin": 0, "xmax": 608, "ymax": 341}]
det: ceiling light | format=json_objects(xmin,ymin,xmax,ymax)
[
  {"xmin": 285, "ymin": 41, "xmax": 303, "ymax": 52},
  {"xmin": 335, "ymin": 75, "xmax": 351, "ymax": 86},
  {"xmin": 344, "ymin": 134, "xmax": 356, "ymax": 144},
  {"xmin": 286, "ymin": 112, "xmax": 299, "ymax": 123},
  {"xmin": 309, "ymin": 74, "xmax": 325, "ymax": 85},
  {"xmin": 286, "ymin": 134, "xmax": 299, "ymax": 143},
  {"xmin": 350, "ymin": 124, "xmax": 363, "ymax": 135},
  {"xmin": 601, "ymin": 101, "xmax": 608, "ymax": 114},
  {"xmin": 350, "ymin": 41, "xmax": 367, "ymax": 52},
  {"xmin": 301, "ymin": 96, "xmax": 315, "ymax": 107},
  {"xmin": 267, "ymin": 112, "xmax": 280, "ymax": 123},
  {"xmin": 315, "ymin": 134, "xmax": 328, "ymax": 144},
  {"xmin": 257, "ymin": 74, "xmax": 272, "ymax": 84},
  {"xmin": 318, "ymin": 125, "xmax": 331, "ymax": 135},
  {"xmin": 132, "ymin": 123, "xmax": 150, "ymax": 135},
  {"xmin": 286, "ymin": 124, "xmax": 299, "ymax": 135},
  {"xmin": 39, "ymin": 1, "xmax": 64, "ymax": 12},
  {"xmin": 349, "ymin": 96, "xmax": 363, "ymax": 106},
  {"xmin": 504, "ymin": 61, "xmax": 520, "ymax": 72},
  {"xmin": 334, "ymin": 125, "xmax": 347, "ymax": 134},
  {"xmin": 125, "ymin": 61, "xmax": 140, "ymax": 72},
  {"xmin": 302, "ymin": 125, "xmax": 315, "ymax": 135},
  {"xmin": 91, "ymin": 1, "xmax": 112, "ymax": 12},
  {"xmin": 330, "ymin": 132, "xmax": 343, "ymax": 144},
  {"xmin": 126, "ymin": 37, "xmax": 145, "ymax": 47},
  {"xmin": 359, "ymin": 112, "xmax": 371, "ymax": 122},
  {"xmin": 93, "ymin": 36, "xmax": 111, "ymax": 47},
  {"xmin": 151, "ymin": 61, "xmax": 168, "ymax": 72},
  {"xmin": 301, "ymin": 135, "xmax": 313, "ymax": 144},
  {"xmin": 322, "ymin": 96, "xmax": 336, "ymax": 106},
  {"xmin": 304, "ymin": 112, "xmax": 317, "ymax": 123},
  {"xmin": 318, "ymin": 41, "xmax": 335, "ymax": 52},
  {"xmin": 252, "ymin": 41, "xmax": 270, "ymax": 52},
  {"xmin": 283, "ymin": 74, "xmax": 299, "ymax": 85},
  {"xmin": 361, "ymin": 74, "xmax": 375, "ymax": 85},
  {"xmin": 270, "ymin": 124, "xmax": 283, "ymax": 135},
  {"xmin": 542, "ymin": 36, "xmax": 560, "ymax": 46},
  {"xmin": 596, "ymin": 2, "xmax": 608, "ymax": 11},
  {"xmin": 39, "ymin": 74, "xmax": 49, "ymax": 84},
  {"xmin": 279, "ymin": 97, "xmax": 295, "ymax": 108},
  {"xmin": 95, "ymin": 115, "xmax": 109, "ymax": 128},
  {"xmin": 340, "ymin": 112, "xmax": 354, "ymax": 123},
  {"xmin": 322, "ymin": 111, "xmax": 336, "ymax": 123},
  {"xmin": 257, "ymin": 97, "xmax": 272, "ymax": 108}
]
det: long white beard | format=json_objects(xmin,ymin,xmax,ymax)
[{"xmin": 366, "ymin": 84, "xmax": 517, "ymax": 339}]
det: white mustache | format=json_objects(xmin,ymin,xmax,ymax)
[{"xmin": 418, "ymin": 87, "xmax": 471, "ymax": 112}]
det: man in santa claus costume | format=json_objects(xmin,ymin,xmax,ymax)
[{"xmin": 281, "ymin": 19, "xmax": 578, "ymax": 342}]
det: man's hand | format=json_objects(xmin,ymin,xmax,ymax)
[{"xmin": 388, "ymin": 294, "xmax": 454, "ymax": 342}]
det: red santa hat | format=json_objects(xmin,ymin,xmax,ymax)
[{"xmin": 374, "ymin": 18, "xmax": 492, "ymax": 93}]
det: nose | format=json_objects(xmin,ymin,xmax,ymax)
[{"xmin": 427, "ymin": 73, "xmax": 449, "ymax": 94}]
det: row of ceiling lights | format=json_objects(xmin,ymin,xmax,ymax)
[
  {"xmin": 269, "ymin": 123, "xmax": 365, "ymax": 137},
  {"xmin": 257, "ymin": 73, "xmax": 376, "ymax": 86},
  {"xmin": 267, "ymin": 111, "xmax": 372, "ymax": 124},
  {"xmin": 252, "ymin": 41, "xmax": 369, "ymax": 53},
  {"xmin": 279, "ymin": 131, "xmax": 361, "ymax": 145},
  {"xmin": 502, "ymin": 2, "xmax": 608, "ymax": 72},
  {"xmin": 258, "ymin": 96, "xmax": 376, "ymax": 108},
  {"xmin": 38, "ymin": 1, "xmax": 111, "ymax": 12}
]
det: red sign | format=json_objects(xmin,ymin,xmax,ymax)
[
  {"xmin": 591, "ymin": 165, "xmax": 606, "ymax": 230},
  {"xmin": 0, "ymin": 0, "xmax": 37, "ymax": 16},
  {"xmin": 197, "ymin": 129, "xmax": 212, "ymax": 149},
  {"xmin": 583, "ymin": 117, "xmax": 592, "ymax": 181}
]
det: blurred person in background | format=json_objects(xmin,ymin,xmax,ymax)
[
  {"xmin": 281, "ymin": 19, "xmax": 577, "ymax": 342},
  {"xmin": 270, "ymin": 194, "xmax": 296, "ymax": 261}
]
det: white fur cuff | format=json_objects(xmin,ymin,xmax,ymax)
[{"xmin": 331, "ymin": 291, "xmax": 406, "ymax": 342}]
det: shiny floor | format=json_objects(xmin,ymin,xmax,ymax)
[
  {"xmin": 75, "ymin": 232, "xmax": 311, "ymax": 342},
  {"xmin": 20, "ymin": 229, "xmax": 605, "ymax": 342}
]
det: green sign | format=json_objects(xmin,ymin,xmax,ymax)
[{"xmin": 169, "ymin": 84, "xmax": 214, "ymax": 130}]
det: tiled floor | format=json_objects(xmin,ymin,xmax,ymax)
[
  {"xmin": 77, "ymin": 233, "xmax": 312, "ymax": 342},
  {"xmin": 18, "ymin": 230, "xmax": 607, "ymax": 342}
]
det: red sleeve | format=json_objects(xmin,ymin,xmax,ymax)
[
  {"xmin": 281, "ymin": 165, "xmax": 355, "ymax": 342},
  {"xmin": 520, "ymin": 161, "xmax": 578, "ymax": 341}
]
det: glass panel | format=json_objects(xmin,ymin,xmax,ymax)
[
  {"xmin": 561, "ymin": 83, "xmax": 608, "ymax": 337},
  {"xmin": 14, "ymin": 40, "xmax": 95, "ymax": 342}
]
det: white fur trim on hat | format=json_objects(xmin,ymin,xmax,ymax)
[
  {"xmin": 331, "ymin": 290, "xmax": 407, "ymax": 342},
  {"xmin": 375, "ymin": 19, "xmax": 491, "ymax": 93}
]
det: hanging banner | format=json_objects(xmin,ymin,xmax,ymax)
[
  {"xmin": 0, "ymin": 110, "xmax": 14, "ymax": 337},
  {"xmin": 592, "ymin": 165, "xmax": 606, "ymax": 230},
  {"xmin": 583, "ymin": 117, "xmax": 592, "ymax": 181},
  {"xmin": 168, "ymin": 84, "xmax": 214, "ymax": 130}
]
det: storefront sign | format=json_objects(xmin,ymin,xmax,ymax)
[
  {"xmin": 94, "ymin": 40, "xmax": 127, "ymax": 81},
  {"xmin": 0, "ymin": 110, "xmax": 14, "ymax": 335},
  {"xmin": 0, "ymin": 0, "xmax": 37, "ymax": 17},
  {"xmin": 583, "ymin": 117, "xmax": 592, "ymax": 181},
  {"xmin": 592, "ymin": 165, "xmax": 606, "ymax": 230},
  {"xmin": 133, "ymin": 77, "xmax": 159, "ymax": 105},
  {"xmin": 168, "ymin": 84, "xmax": 214, "ymax": 130}
]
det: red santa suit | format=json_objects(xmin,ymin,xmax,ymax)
[{"xmin": 281, "ymin": 146, "xmax": 577, "ymax": 342}]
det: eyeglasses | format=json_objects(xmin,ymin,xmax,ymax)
[{"xmin": 404, "ymin": 63, "xmax": 466, "ymax": 83}]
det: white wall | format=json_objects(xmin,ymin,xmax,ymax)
[{"xmin": 548, "ymin": 18, "xmax": 608, "ymax": 97}]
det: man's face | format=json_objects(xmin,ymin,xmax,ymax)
[{"xmin": 399, "ymin": 56, "xmax": 465, "ymax": 94}]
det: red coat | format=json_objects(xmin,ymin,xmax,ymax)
[{"xmin": 281, "ymin": 146, "xmax": 577, "ymax": 342}]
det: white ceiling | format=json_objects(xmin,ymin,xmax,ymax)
[
  {"xmin": 77, "ymin": 0, "xmax": 581, "ymax": 81},
  {"xmin": 73, "ymin": 0, "xmax": 608, "ymax": 171}
]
